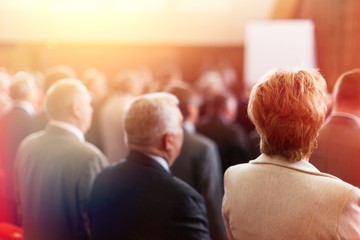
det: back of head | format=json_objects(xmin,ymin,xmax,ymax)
[
  {"xmin": 248, "ymin": 69, "xmax": 328, "ymax": 162},
  {"xmin": 333, "ymin": 69, "xmax": 360, "ymax": 109},
  {"xmin": 45, "ymin": 78, "xmax": 88, "ymax": 121},
  {"xmin": 210, "ymin": 91, "xmax": 237, "ymax": 118},
  {"xmin": 168, "ymin": 85, "xmax": 199, "ymax": 120},
  {"xmin": 44, "ymin": 65, "xmax": 77, "ymax": 92},
  {"xmin": 82, "ymin": 68, "xmax": 108, "ymax": 102},
  {"xmin": 0, "ymin": 71, "xmax": 11, "ymax": 93},
  {"xmin": 156, "ymin": 64, "xmax": 183, "ymax": 91},
  {"xmin": 125, "ymin": 92, "xmax": 182, "ymax": 149},
  {"xmin": 196, "ymin": 70, "xmax": 225, "ymax": 97},
  {"xmin": 113, "ymin": 70, "xmax": 144, "ymax": 96},
  {"xmin": 10, "ymin": 71, "xmax": 37, "ymax": 101}
]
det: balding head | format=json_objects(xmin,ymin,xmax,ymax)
[
  {"xmin": 333, "ymin": 69, "xmax": 360, "ymax": 111},
  {"xmin": 45, "ymin": 78, "xmax": 93, "ymax": 133}
]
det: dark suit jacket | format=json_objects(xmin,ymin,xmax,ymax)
[
  {"xmin": 15, "ymin": 124, "xmax": 108, "ymax": 240},
  {"xmin": 0, "ymin": 107, "xmax": 38, "ymax": 224},
  {"xmin": 171, "ymin": 130, "xmax": 225, "ymax": 240},
  {"xmin": 89, "ymin": 150, "xmax": 210, "ymax": 240},
  {"xmin": 197, "ymin": 116, "xmax": 249, "ymax": 173},
  {"xmin": 310, "ymin": 115, "xmax": 360, "ymax": 187}
]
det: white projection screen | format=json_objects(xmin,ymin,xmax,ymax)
[{"xmin": 243, "ymin": 20, "xmax": 316, "ymax": 88}]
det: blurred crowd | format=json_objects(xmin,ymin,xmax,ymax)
[
  {"xmin": 2, "ymin": 63, "xmax": 360, "ymax": 240},
  {"xmin": 0, "ymin": 63, "xmax": 258, "ymax": 240},
  {"xmin": 0, "ymin": 63, "xmax": 260, "ymax": 169}
]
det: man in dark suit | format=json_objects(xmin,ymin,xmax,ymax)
[
  {"xmin": 14, "ymin": 79, "xmax": 108, "ymax": 240},
  {"xmin": 88, "ymin": 92, "xmax": 210, "ymax": 240},
  {"xmin": 169, "ymin": 86, "xmax": 226, "ymax": 240},
  {"xmin": 0, "ymin": 72, "xmax": 39, "ymax": 224},
  {"xmin": 311, "ymin": 69, "xmax": 360, "ymax": 187},
  {"xmin": 197, "ymin": 91, "xmax": 249, "ymax": 173}
]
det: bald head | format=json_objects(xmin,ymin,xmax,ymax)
[
  {"xmin": 45, "ymin": 78, "xmax": 93, "ymax": 133},
  {"xmin": 333, "ymin": 69, "xmax": 360, "ymax": 110}
]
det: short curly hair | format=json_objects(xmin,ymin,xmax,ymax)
[{"xmin": 248, "ymin": 69, "xmax": 328, "ymax": 162}]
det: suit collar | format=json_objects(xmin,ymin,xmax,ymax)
[
  {"xmin": 144, "ymin": 153, "xmax": 170, "ymax": 172},
  {"xmin": 12, "ymin": 100, "xmax": 35, "ymax": 116},
  {"xmin": 127, "ymin": 150, "xmax": 171, "ymax": 175},
  {"xmin": 250, "ymin": 154, "xmax": 341, "ymax": 181},
  {"xmin": 49, "ymin": 120, "xmax": 84, "ymax": 142},
  {"xmin": 45, "ymin": 124, "xmax": 82, "ymax": 142},
  {"xmin": 183, "ymin": 121, "xmax": 196, "ymax": 134}
]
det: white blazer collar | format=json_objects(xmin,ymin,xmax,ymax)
[{"xmin": 250, "ymin": 154, "xmax": 341, "ymax": 181}]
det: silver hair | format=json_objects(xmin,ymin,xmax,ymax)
[{"xmin": 125, "ymin": 92, "xmax": 182, "ymax": 147}]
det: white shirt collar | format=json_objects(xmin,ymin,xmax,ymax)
[
  {"xmin": 183, "ymin": 121, "xmax": 195, "ymax": 133},
  {"xmin": 332, "ymin": 111, "xmax": 360, "ymax": 124},
  {"xmin": 13, "ymin": 100, "xmax": 35, "ymax": 116},
  {"xmin": 49, "ymin": 120, "xmax": 85, "ymax": 142},
  {"xmin": 145, "ymin": 153, "xmax": 170, "ymax": 172}
]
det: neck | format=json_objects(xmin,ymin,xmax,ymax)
[
  {"xmin": 129, "ymin": 145, "xmax": 170, "ymax": 163},
  {"xmin": 52, "ymin": 117, "xmax": 83, "ymax": 133}
]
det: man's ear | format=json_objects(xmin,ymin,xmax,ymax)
[
  {"xmin": 162, "ymin": 133, "xmax": 173, "ymax": 151},
  {"xmin": 71, "ymin": 100, "xmax": 81, "ymax": 119}
]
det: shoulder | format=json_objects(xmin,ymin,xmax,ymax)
[
  {"xmin": 90, "ymin": 162, "xmax": 118, "ymax": 187},
  {"xmin": 171, "ymin": 176, "xmax": 203, "ymax": 198},
  {"xmin": 18, "ymin": 130, "xmax": 45, "ymax": 150},
  {"xmin": 154, "ymin": 175, "xmax": 210, "ymax": 238},
  {"xmin": 15, "ymin": 131, "xmax": 45, "ymax": 165},
  {"xmin": 336, "ymin": 186, "xmax": 360, "ymax": 238},
  {"xmin": 82, "ymin": 141, "xmax": 106, "ymax": 156},
  {"xmin": 319, "ymin": 175, "xmax": 360, "ymax": 196},
  {"xmin": 185, "ymin": 132, "xmax": 217, "ymax": 149},
  {"xmin": 223, "ymin": 163, "xmax": 250, "ymax": 183},
  {"xmin": 75, "ymin": 141, "xmax": 108, "ymax": 165},
  {"xmin": 167, "ymin": 176, "xmax": 207, "ymax": 216},
  {"xmin": 183, "ymin": 133, "xmax": 219, "ymax": 161}
]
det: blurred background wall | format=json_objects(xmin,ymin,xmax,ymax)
[{"xmin": 0, "ymin": 0, "xmax": 359, "ymax": 90}]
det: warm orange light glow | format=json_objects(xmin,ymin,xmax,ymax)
[
  {"xmin": 0, "ymin": 0, "xmax": 277, "ymax": 45},
  {"xmin": 49, "ymin": 0, "xmax": 100, "ymax": 11}
]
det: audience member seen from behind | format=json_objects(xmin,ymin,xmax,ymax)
[
  {"xmin": 14, "ymin": 79, "xmax": 108, "ymax": 240},
  {"xmin": 197, "ymin": 91, "xmax": 249, "ymax": 174},
  {"xmin": 222, "ymin": 69, "xmax": 360, "ymax": 239},
  {"xmin": 0, "ymin": 71, "xmax": 39, "ymax": 224},
  {"xmin": 89, "ymin": 93, "xmax": 210, "ymax": 240},
  {"xmin": 0, "ymin": 71, "xmax": 12, "ymax": 116},
  {"xmin": 196, "ymin": 70, "xmax": 225, "ymax": 119},
  {"xmin": 32, "ymin": 65, "xmax": 78, "ymax": 131},
  {"xmin": 311, "ymin": 69, "xmax": 360, "ymax": 187},
  {"xmin": 82, "ymin": 67, "xmax": 109, "ymax": 150},
  {"xmin": 99, "ymin": 69, "xmax": 144, "ymax": 163},
  {"xmin": 169, "ymin": 85, "xmax": 226, "ymax": 240}
]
